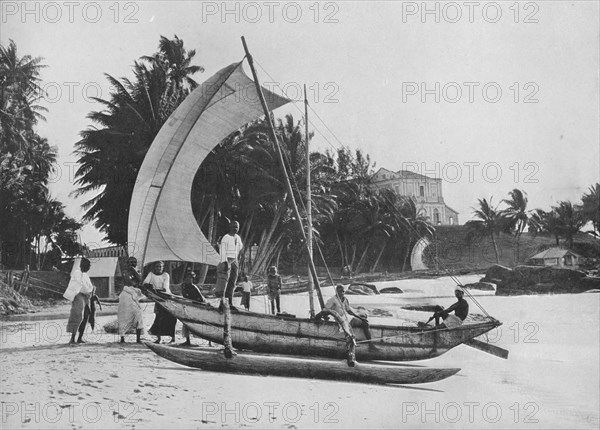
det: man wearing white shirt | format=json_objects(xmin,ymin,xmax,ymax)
[
  {"xmin": 219, "ymin": 221, "xmax": 243, "ymax": 306},
  {"xmin": 64, "ymin": 258, "xmax": 95, "ymax": 344}
]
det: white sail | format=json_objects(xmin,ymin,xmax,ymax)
[{"xmin": 128, "ymin": 62, "xmax": 291, "ymax": 267}]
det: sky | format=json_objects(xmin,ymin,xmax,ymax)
[{"xmin": 3, "ymin": 0, "xmax": 599, "ymax": 248}]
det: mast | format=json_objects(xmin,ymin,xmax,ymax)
[
  {"xmin": 304, "ymin": 84, "xmax": 315, "ymax": 318},
  {"xmin": 241, "ymin": 36, "xmax": 325, "ymax": 311}
]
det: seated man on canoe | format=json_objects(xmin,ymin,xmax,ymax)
[
  {"xmin": 421, "ymin": 287, "xmax": 469, "ymax": 329},
  {"xmin": 316, "ymin": 285, "xmax": 378, "ymax": 352}
]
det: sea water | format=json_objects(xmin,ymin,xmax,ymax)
[{"xmin": 253, "ymin": 287, "xmax": 600, "ymax": 428}]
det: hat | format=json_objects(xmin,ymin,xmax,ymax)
[{"xmin": 455, "ymin": 287, "xmax": 464, "ymax": 294}]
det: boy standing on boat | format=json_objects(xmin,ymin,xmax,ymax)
[
  {"xmin": 267, "ymin": 266, "xmax": 282, "ymax": 314},
  {"xmin": 218, "ymin": 221, "xmax": 243, "ymax": 306},
  {"xmin": 239, "ymin": 273, "xmax": 252, "ymax": 311}
]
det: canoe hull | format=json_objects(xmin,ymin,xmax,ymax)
[
  {"xmin": 146, "ymin": 289, "xmax": 500, "ymax": 361},
  {"xmin": 146, "ymin": 342, "xmax": 461, "ymax": 385}
]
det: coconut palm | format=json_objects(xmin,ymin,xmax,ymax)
[
  {"xmin": 581, "ymin": 183, "xmax": 599, "ymax": 236},
  {"xmin": 73, "ymin": 36, "xmax": 203, "ymax": 245},
  {"xmin": 554, "ymin": 201, "xmax": 585, "ymax": 249},
  {"xmin": 528, "ymin": 208, "xmax": 561, "ymax": 246},
  {"xmin": 502, "ymin": 189, "xmax": 530, "ymax": 263},
  {"xmin": 397, "ymin": 196, "xmax": 435, "ymax": 271},
  {"xmin": 465, "ymin": 198, "xmax": 507, "ymax": 264}
]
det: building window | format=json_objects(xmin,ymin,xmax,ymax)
[
  {"xmin": 434, "ymin": 209, "xmax": 440, "ymax": 225},
  {"xmin": 449, "ymin": 217, "xmax": 454, "ymax": 225},
  {"xmin": 419, "ymin": 185, "xmax": 424, "ymax": 197}
]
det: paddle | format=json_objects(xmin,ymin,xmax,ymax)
[{"xmin": 464, "ymin": 339, "xmax": 509, "ymax": 359}]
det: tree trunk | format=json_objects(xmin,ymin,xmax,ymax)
[
  {"xmin": 370, "ymin": 240, "xmax": 387, "ymax": 273},
  {"xmin": 402, "ymin": 241, "xmax": 411, "ymax": 272},
  {"xmin": 490, "ymin": 234, "xmax": 500, "ymax": 264},
  {"xmin": 355, "ymin": 243, "xmax": 370, "ymax": 273},
  {"xmin": 335, "ymin": 232, "xmax": 345, "ymax": 267}
]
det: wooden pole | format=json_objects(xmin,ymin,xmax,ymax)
[
  {"xmin": 304, "ymin": 84, "xmax": 315, "ymax": 319},
  {"xmin": 241, "ymin": 36, "xmax": 325, "ymax": 310}
]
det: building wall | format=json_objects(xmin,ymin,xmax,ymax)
[{"xmin": 370, "ymin": 169, "xmax": 459, "ymax": 225}]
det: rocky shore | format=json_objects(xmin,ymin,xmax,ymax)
[{"xmin": 481, "ymin": 264, "xmax": 600, "ymax": 295}]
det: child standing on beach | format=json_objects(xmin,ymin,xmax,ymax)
[
  {"xmin": 239, "ymin": 273, "xmax": 253, "ymax": 311},
  {"xmin": 267, "ymin": 266, "xmax": 282, "ymax": 315}
]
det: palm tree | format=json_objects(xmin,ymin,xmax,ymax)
[
  {"xmin": 528, "ymin": 208, "xmax": 561, "ymax": 245},
  {"xmin": 502, "ymin": 189, "xmax": 530, "ymax": 263},
  {"xmin": 0, "ymin": 39, "xmax": 47, "ymax": 151},
  {"xmin": 398, "ymin": 197, "xmax": 435, "ymax": 271},
  {"xmin": 73, "ymin": 36, "xmax": 203, "ymax": 245},
  {"xmin": 581, "ymin": 183, "xmax": 599, "ymax": 236},
  {"xmin": 554, "ymin": 201, "xmax": 585, "ymax": 249},
  {"xmin": 465, "ymin": 198, "xmax": 507, "ymax": 264}
]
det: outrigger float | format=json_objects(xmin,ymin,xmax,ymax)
[{"xmin": 129, "ymin": 37, "xmax": 506, "ymax": 384}]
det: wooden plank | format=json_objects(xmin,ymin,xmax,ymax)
[
  {"xmin": 146, "ymin": 343, "xmax": 461, "ymax": 385},
  {"xmin": 464, "ymin": 339, "xmax": 509, "ymax": 359}
]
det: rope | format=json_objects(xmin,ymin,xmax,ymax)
[
  {"xmin": 252, "ymin": 58, "xmax": 495, "ymax": 322},
  {"xmin": 254, "ymin": 60, "xmax": 342, "ymax": 154},
  {"xmin": 254, "ymin": 59, "xmax": 337, "ymax": 289}
]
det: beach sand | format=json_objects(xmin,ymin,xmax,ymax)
[{"xmin": 1, "ymin": 294, "xmax": 598, "ymax": 429}]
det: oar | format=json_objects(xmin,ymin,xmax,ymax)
[{"xmin": 464, "ymin": 339, "xmax": 509, "ymax": 359}]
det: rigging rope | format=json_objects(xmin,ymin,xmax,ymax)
[{"xmin": 253, "ymin": 59, "xmax": 494, "ymax": 319}]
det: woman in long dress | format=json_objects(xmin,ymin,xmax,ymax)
[
  {"xmin": 145, "ymin": 261, "xmax": 176, "ymax": 343},
  {"xmin": 118, "ymin": 257, "xmax": 144, "ymax": 343}
]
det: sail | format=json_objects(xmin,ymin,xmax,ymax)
[{"xmin": 128, "ymin": 61, "xmax": 291, "ymax": 267}]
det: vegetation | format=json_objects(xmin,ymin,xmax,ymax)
[
  {"xmin": 70, "ymin": 35, "xmax": 438, "ymax": 276},
  {"xmin": 1, "ymin": 40, "xmax": 82, "ymax": 269},
  {"xmin": 466, "ymin": 187, "xmax": 599, "ymax": 266},
  {"xmin": 4, "ymin": 36, "xmax": 597, "ymax": 277},
  {"xmin": 73, "ymin": 36, "xmax": 202, "ymax": 245}
]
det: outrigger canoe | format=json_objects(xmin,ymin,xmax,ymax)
[
  {"xmin": 145, "ymin": 288, "xmax": 501, "ymax": 362},
  {"xmin": 146, "ymin": 342, "xmax": 461, "ymax": 385}
]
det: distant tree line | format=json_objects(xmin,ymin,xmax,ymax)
[
  {"xmin": 466, "ymin": 185, "xmax": 600, "ymax": 264},
  {"xmin": 1, "ymin": 40, "xmax": 84, "ymax": 269}
]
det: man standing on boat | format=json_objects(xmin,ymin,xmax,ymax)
[
  {"xmin": 423, "ymin": 287, "xmax": 469, "ymax": 328},
  {"xmin": 218, "ymin": 220, "xmax": 243, "ymax": 306},
  {"xmin": 319, "ymin": 285, "xmax": 378, "ymax": 352}
]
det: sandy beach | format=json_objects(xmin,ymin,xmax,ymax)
[{"xmin": 1, "ymin": 293, "xmax": 598, "ymax": 429}]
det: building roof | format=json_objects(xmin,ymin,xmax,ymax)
[
  {"xmin": 88, "ymin": 246, "xmax": 127, "ymax": 258},
  {"xmin": 371, "ymin": 167, "xmax": 439, "ymax": 182},
  {"xmin": 445, "ymin": 205, "xmax": 459, "ymax": 215},
  {"xmin": 529, "ymin": 248, "xmax": 580, "ymax": 260},
  {"xmin": 395, "ymin": 170, "xmax": 436, "ymax": 180},
  {"xmin": 71, "ymin": 257, "xmax": 122, "ymax": 278}
]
